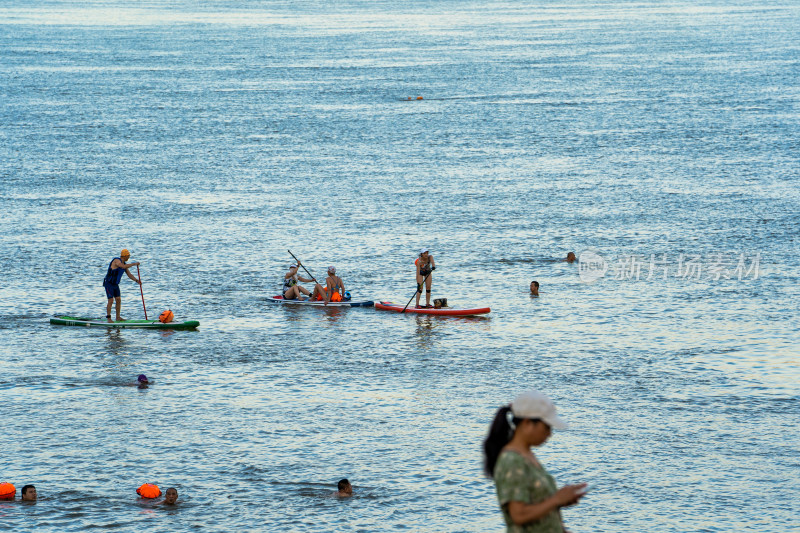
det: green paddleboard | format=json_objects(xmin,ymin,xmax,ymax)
[{"xmin": 50, "ymin": 316, "xmax": 199, "ymax": 329}]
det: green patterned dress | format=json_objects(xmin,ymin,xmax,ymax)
[{"xmin": 494, "ymin": 449, "xmax": 564, "ymax": 532}]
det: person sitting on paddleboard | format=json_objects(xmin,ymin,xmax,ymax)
[
  {"xmin": 311, "ymin": 266, "xmax": 346, "ymax": 305},
  {"xmin": 415, "ymin": 248, "xmax": 436, "ymax": 308},
  {"xmin": 283, "ymin": 264, "xmax": 314, "ymax": 300},
  {"xmin": 103, "ymin": 249, "xmax": 141, "ymax": 322}
]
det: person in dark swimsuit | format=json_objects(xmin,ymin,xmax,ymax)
[
  {"xmin": 415, "ymin": 249, "xmax": 436, "ymax": 308},
  {"xmin": 283, "ymin": 264, "xmax": 314, "ymax": 300},
  {"xmin": 103, "ymin": 249, "xmax": 141, "ymax": 322}
]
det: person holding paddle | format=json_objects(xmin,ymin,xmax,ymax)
[
  {"xmin": 283, "ymin": 264, "xmax": 315, "ymax": 300},
  {"xmin": 415, "ymin": 248, "xmax": 436, "ymax": 308},
  {"xmin": 311, "ymin": 266, "xmax": 346, "ymax": 305},
  {"xmin": 103, "ymin": 249, "xmax": 141, "ymax": 322}
]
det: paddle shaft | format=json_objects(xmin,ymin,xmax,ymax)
[
  {"xmin": 136, "ymin": 265, "xmax": 148, "ymax": 320},
  {"xmin": 402, "ymin": 270, "xmax": 432, "ymax": 313},
  {"xmin": 287, "ymin": 250, "xmax": 317, "ymax": 282}
]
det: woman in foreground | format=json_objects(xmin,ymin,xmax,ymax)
[{"xmin": 484, "ymin": 390, "xmax": 587, "ymax": 532}]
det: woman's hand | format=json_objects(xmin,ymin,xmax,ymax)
[
  {"xmin": 554, "ymin": 484, "xmax": 587, "ymax": 507},
  {"xmin": 507, "ymin": 483, "xmax": 588, "ymax": 525}
]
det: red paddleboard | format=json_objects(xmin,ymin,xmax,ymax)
[{"xmin": 374, "ymin": 301, "xmax": 490, "ymax": 316}]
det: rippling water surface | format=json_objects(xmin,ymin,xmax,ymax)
[{"xmin": 1, "ymin": 1, "xmax": 798, "ymax": 531}]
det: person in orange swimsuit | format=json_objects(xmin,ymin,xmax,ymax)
[{"xmin": 311, "ymin": 266, "xmax": 346, "ymax": 305}]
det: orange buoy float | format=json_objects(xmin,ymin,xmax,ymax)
[
  {"xmin": 416, "ymin": 96, "xmax": 423, "ymax": 100},
  {"xmin": 136, "ymin": 483, "xmax": 161, "ymax": 499},
  {"xmin": 0, "ymin": 482, "xmax": 15, "ymax": 500},
  {"xmin": 158, "ymin": 309, "xmax": 174, "ymax": 324}
]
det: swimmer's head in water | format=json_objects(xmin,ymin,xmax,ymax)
[
  {"xmin": 566, "ymin": 252, "xmax": 576, "ymax": 263},
  {"xmin": 530, "ymin": 281, "xmax": 539, "ymax": 293},
  {"xmin": 138, "ymin": 374, "xmax": 149, "ymax": 383},
  {"xmin": 337, "ymin": 478, "xmax": 352, "ymax": 495},
  {"xmin": 163, "ymin": 487, "xmax": 178, "ymax": 505},
  {"xmin": 21, "ymin": 485, "xmax": 36, "ymax": 501}
]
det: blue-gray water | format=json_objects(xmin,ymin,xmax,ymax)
[{"xmin": 1, "ymin": 1, "xmax": 798, "ymax": 531}]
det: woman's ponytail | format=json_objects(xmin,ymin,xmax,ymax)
[{"xmin": 483, "ymin": 405, "xmax": 514, "ymax": 478}]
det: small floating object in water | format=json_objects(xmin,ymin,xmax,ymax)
[
  {"xmin": 406, "ymin": 96, "xmax": 423, "ymax": 100},
  {"xmin": 0, "ymin": 482, "xmax": 15, "ymax": 500},
  {"xmin": 137, "ymin": 483, "xmax": 162, "ymax": 498}
]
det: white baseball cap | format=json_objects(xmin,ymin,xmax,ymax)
[
  {"xmin": 511, "ymin": 390, "xmax": 567, "ymax": 429},
  {"xmin": 419, "ymin": 248, "xmax": 429, "ymax": 254}
]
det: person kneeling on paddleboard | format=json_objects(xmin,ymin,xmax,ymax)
[
  {"xmin": 103, "ymin": 249, "xmax": 141, "ymax": 322},
  {"xmin": 311, "ymin": 266, "xmax": 346, "ymax": 305},
  {"xmin": 415, "ymin": 248, "xmax": 436, "ymax": 308},
  {"xmin": 283, "ymin": 264, "xmax": 314, "ymax": 300}
]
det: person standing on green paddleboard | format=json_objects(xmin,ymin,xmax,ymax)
[{"xmin": 103, "ymin": 249, "xmax": 141, "ymax": 322}]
